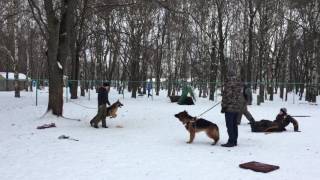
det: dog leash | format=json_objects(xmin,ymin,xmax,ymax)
[
  {"xmin": 69, "ymin": 99, "xmax": 98, "ymax": 109},
  {"xmin": 195, "ymin": 101, "xmax": 221, "ymax": 119},
  {"xmin": 291, "ymin": 115, "xmax": 311, "ymax": 118},
  {"xmin": 190, "ymin": 101, "xmax": 221, "ymax": 127},
  {"xmin": 63, "ymin": 95, "xmax": 98, "ymax": 109}
]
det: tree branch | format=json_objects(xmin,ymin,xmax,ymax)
[{"xmin": 28, "ymin": 0, "xmax": 48, "ymax": 40}]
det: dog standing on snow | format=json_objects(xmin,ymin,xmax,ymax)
[{"xmin": 174, "ymin": 111, "xmax": 219, "ymax": 145}]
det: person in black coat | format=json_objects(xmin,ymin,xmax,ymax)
[
  {"xmin": 98, "ymin": 82, "xmax": 111, "ymax": 106},
  {"xmin": 90, "ymin": 82, "xmax": 111, "ymax": 128},
  {"xmin": 270, "ymin": 108, "xmax": 299, "ymax": 132},
  {"xmin": 250, "ymin": 108, "xmax": 299, "ymax": 132}
]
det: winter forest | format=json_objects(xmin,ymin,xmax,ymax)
[
  {"xmin": 1, "ymin": 1, "xmax": 320, "ymax": 179},
  {"xmin": 0, "ymin": 0, "xmax": 319, "ymax": 115}
]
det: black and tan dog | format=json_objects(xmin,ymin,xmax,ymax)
[
  {"xmin": 107, "ymin": 100, "xmax": 124, "ymax": 118},
  {"xmin": 90, "ymin": 100, "xmax": 124, "ymax": 128},
  {"xmin": 174, "ymin": 111, "xmax": 219, "ymax": 145}
]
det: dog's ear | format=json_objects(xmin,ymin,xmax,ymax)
[{"xmin": 175, "ymin": 112, "xmax": 182, "ymax": 118}]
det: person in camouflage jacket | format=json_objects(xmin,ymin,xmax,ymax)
[
  {"xmin": 221, "ymin": 76, "xmax": 246, "ymax": 113},
  {"xmin": 221, "ymin": 75, "xmax": 246, "ymax": 147}
]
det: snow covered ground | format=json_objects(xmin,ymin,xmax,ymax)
[{"xmin": 0, "ymin": 88, "xmax": 320, "ymax": 180}]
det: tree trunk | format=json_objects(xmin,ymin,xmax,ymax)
[
  {"xmin": 45, "ymin": 0, "xmax": 75, "ymax": 116},
  {"xmin": 70, "ymin": 25, "xmax": 79, "ymax": 99},
  {"xmin": 217, "ymin": 1, "xmax": 226, "ymax": 83},
  {"xmin": 11, "ymin": 0, "xmax": 20, "ymax": 97},
  {"xmin": 209, "ymin": 17, "xmax": 217, "ymax": 101},
  {"xmin": 108, "ymin": 41, "xmax": 119, "ymax": 81},
  {"xmin": 247, "ymin": 0, "xmax": 255, "ymax": 84}
]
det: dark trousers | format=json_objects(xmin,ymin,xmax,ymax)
[
  {"xmin": 147, "ymin": 89, "xmax": 152, "ymax": 97},
  {"xmin": 250, "ymin": 120, "xmax": 284, "ymax": 132},
  {"xmin": 237, "ymin": 108, "xmax": 255, "ymax": 124},
  {"xmin": 90, "ymin": 105, "xmax": 107, "ymax": 128},
  {"xmin": 225, "ymin": 112, "xmax": 239, "ymax": 145}
]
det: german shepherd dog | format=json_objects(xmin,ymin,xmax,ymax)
[
  {"xmin": 90, "ymin": 100, "xmax": 124, "ymax": 128},
  {"xmin": 106, "ymin": 100, "xmax": 124, "ymax": 118},
  {"xmin": 174, "ymin": 111, "xmax": 219, "ymax": 145}
]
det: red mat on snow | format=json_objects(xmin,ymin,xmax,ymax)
[{"xmin": 239, "ymin": 161, "xmax": 280, "ymax": 173}]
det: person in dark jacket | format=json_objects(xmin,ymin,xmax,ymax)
[
  {"xmin": 90, "ymin": 82, "xmax": 111, "ymax": 128},
  {"xmin": 98, "ymin": 82, "xmax": 111, "ymax": 106},
  {"xmin": 237, "ymin": 83, "xmax": 255, "ymax": 125},
  {"xmin": 221, "ymin": 66, "xmax": 246, "ymax": 147},
  {"xmin": 250, "ymin": 108, "xmax": 299, "ymax": 132},
  {"xmin": 243, "ymin": 83, "xmax": 253, "ymax": 105},
  {"xmin": 147, "ymin": 81, "xmax": 153, "ymax": 98}
]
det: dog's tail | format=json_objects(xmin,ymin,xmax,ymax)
[
  {"xmin": 214, "ymin": 125, "xmax": 220, "ymax": 144},
  {"xmin": 208, "ymin": 124, "xmax": 219, "ymax": 145}
]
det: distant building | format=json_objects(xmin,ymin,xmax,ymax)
[{"xmin": 0, "ymin": 72, "xmax": 29, "ymax": 91}]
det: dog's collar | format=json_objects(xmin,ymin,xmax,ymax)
[
  {"xmin": 185, "ymin": 121, "xmax": 196, "ymax": 128},
  {"xmin": 191, "ymin": 117, "xmax": 197, "ymax": 122}
]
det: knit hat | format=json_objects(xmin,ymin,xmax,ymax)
[{"xmin": 280, "ymin": 108, "xmax": 287, "ymax": 114}]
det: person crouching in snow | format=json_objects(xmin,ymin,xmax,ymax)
[{"xmin": 250, "ymin": 108, "xmax": 300, "ymax": 132}]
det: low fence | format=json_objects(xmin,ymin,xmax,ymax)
[{"xmin": 0, "ymin": 79, "xmax": 319, "ymax": 106}]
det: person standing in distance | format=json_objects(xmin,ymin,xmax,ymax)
[{"xmin": 147, "ymin": 81, "xmax": 153, "ymax": 98}]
